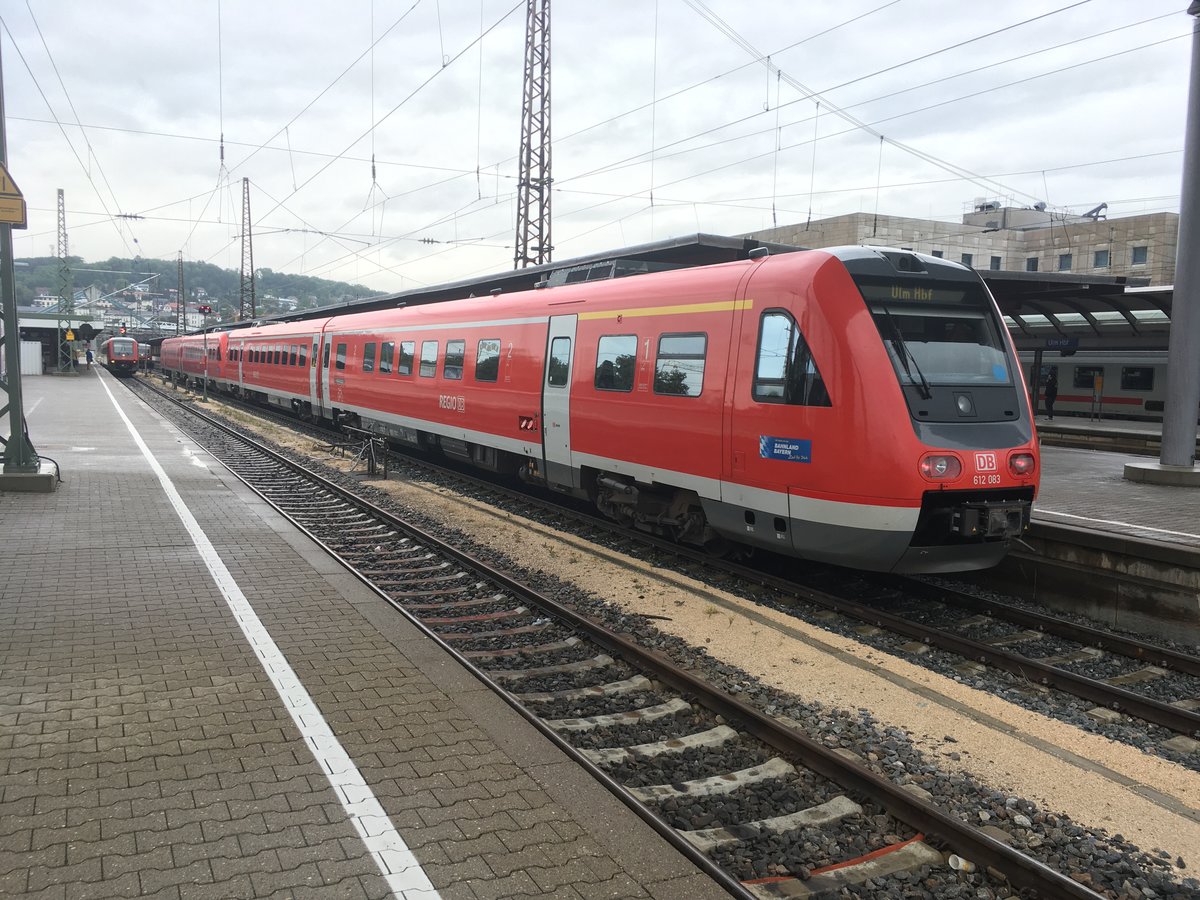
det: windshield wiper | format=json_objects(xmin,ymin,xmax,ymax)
[{"xmin": 881, "ymin": 308, "xmax": 933, "ymax": 400}]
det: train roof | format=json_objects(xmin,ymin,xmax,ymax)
[{"xmin": 172, "ymin": 233, "xmax": 1169, "ymax": 353}]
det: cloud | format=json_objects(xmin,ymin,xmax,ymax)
[{"xmin": 2, "ymin": 0, "xmax": 1189, "ymax": 293}]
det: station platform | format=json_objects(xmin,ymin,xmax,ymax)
[
  {"xmin": 0, "ymin": 371, "xmax": 727, "ymax": 900},
  {"xmin": 1034, "ymin": 416, "xmax": 1200, "ymax": 550}
]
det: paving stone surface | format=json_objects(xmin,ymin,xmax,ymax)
[{"xmin": 1, "ymin": 373, "xmax": 726, "ymax": 899}]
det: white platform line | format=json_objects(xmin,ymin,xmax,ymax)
[
  {"xmin": 1036, "ymin": 508, "xmax": 1200, "ymax": 540},
  {"xmin": 98, "ymin": 378, "xmax": 439, "ymax": 899}
]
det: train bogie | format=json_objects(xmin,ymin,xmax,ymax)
[{"xmin": 162, "ymin": 246, "xmax": 1040, "ymax": 573}]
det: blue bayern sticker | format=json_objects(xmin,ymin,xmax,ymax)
[
  {"xmin": 760, "ymin": 435, "xmax": 812, "ymax": 463},
  {"xmin": 992, "ymin": 363, "xmax": 1008, "ymax": 381}
]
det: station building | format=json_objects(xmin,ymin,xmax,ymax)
[{"xmin": 744, "ymin": 205, "xmax": 1178, "ymax": 287}]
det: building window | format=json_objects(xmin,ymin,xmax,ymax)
[
  {"xmin": 1131, "ymin": 245, "xmax": 1148, "ymax": 265},
  {"xmin": 961, "ymin": 253, "xmax": 973, "ymax": 267},
  {"xmin": 1058, "ymin": 253, "xmax": 1072, "ymax": 272},
  {"xmin": 931, "ymin": 250, "xmax": 944, "ymax": 258},
  {"xmin": 1093, "ymin": 249, "xmax": 1110, "ymax": 269},
  {"xmin": 1026, "ymin": 257, "xmax": 1039, "ymax": 272},
  {"xmin": 990, "ymin": 256, "xmax": 1002, "ymax": 270}
]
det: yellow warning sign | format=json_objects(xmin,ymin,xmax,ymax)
[
  {"xmin": 65, "ymin": 329, "xmax": 75, "ymax": 341},
  {"xmin": 0, "ymin": 163, "xmax": 27, "ymax": 228}
]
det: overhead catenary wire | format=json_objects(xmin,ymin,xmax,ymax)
[
  {"xmin": 24, "ymin": 1, "xmax": 133, "ymax": 249},
  {"xmin": 10, "ymin": 6, "xmax": 1176, "ymax": 253},
  {"xmin": 0, "ymin": 13, "xmax": 136, "ymax": 256},
  {"xmin": 5, "ymin": 4, "xmax": 1186, "ymax": 292}
]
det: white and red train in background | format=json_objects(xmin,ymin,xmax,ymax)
[
  {"xmin": 1022, "ymin": 350, "xmax": 1181, "ymax": 421},
  {"xmin": 162, "ymin": 246, "xmax": 1039, "ymax": 574}
]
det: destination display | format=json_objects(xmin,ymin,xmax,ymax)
[{"xmin": 855, "ymin": 280, "xmax": 980, "ymax": 306}]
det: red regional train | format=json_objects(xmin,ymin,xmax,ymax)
[
  {"xmin": 101, "ymin": 336, "xmax": 140, "ymax": 377},
  {"xmin": 162, "ymin": 247, "xmax": 1039, "ymax": 573}
]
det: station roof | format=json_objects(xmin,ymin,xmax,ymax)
[{"xmin": 983, "ymin": 271, "xmax": 1171, "ymax": 352}]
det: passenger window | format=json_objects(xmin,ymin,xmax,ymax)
[
  {"xmin": 299, "ymin": 345, "xmax": 307, "ymax": 367},
  {"xmin": 548, "ymin": 337, "xmax": 571, "ymax": 386},
  {"xmin": 753, "ymin": 311, "xmax": 831, "ymax": 407},
  {"xmin": 398, "ymin": 341, "xmax": 414, "ymax": 376},
  {"xmin": 380, "ymin": 341, "xmax": 394, "ymax": 374},
  {"xmin": 323, "ymin": 342, "xmax": 331, "ymax": 369},
  {"xmin": 595, "ymin": 335, "xmax": 637, "ymax": 392},
  {"xmin": 363, "ymin": 342, "xmax": 377, "ymax": 373},
  {"xmin": 419, "ymin": 341, "xmax": 438, "ymax": 377},
  {"xmin": 335, "ymin": 342, "xmax": 347, "ymax": 371},
  {"xmin": 1121, "ymin": 367, "xmax": 1154, "ymax": 391},
  {"xmin": 444, "ymin": 340, "xmax": 465, "ymax": 380},
  {"xmin": 475, "ymin": 339, "xmax": 500, "ymax": 382},
  {"xmin": 654, "ymin": 333, "xmax": 706, "ymax": 397},
  {"xmin": 289, "ymin": 345, "xmax": 298, "ymax": 366},
  {"xmin": 1073, "ymin": 366, "xmax": 1103, "ymax": 390},
  {"xmin": 312, "ymin": 341, "xmax": 319, "ymax": 367}
]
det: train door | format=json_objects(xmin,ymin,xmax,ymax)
[
  {"xmin": 541, "ymin": 315, "xmax": 578, "ymax": 488},
  {"xmin": 310, "ymin": 333, "xmax": 324, "ymax": 419}
]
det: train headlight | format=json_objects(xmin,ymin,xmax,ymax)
[
  {"xmin": 1009, "ymin": 453, "xmax": 1036, "ymax": 477},
  {"xmin": 920, "ymin": 454, "xmax": 962, "ymax": 480}
]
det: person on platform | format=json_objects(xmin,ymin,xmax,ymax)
[
  {"xmin": 85, "ymin": 347, "xmax": 94, "ymax": 370},
  {"xmin": 1044, "ymin": 370, "xmax": 1058, "ymax": 420}
]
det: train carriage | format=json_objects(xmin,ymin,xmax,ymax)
[
  {"xmin": 101, "ymin": 336, "xmax": 139, "ymax": 377},
  {"xmin": 163, "ymin": 246, "xmax": 1040, "ymax": 574},
  {"xmin": 1021, "ymin": 350, "xmax": 1181, "ymax": 421},
  {"xmin": 163, "ymin": 331, "xmax": 228, "ymax": 390}
]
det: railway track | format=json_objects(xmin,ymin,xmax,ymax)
[
  {"xmin": 129, "ymin": 378, "xmax": 1140, "ymax": 898},
  {"xmin": 136, "ymin": 375, "xmax": 1200, "ymax": 765}
]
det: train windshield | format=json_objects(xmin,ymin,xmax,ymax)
[
  {"xmin": 860, "ymin": 281, "xmax": 1011, "ymax": 390},
  {"xmin": 109, "ymin": 338, "xmax": 136, "ymax": 355}
]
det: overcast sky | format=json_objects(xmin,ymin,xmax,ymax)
[{"xmin": 0, "ymin": 0, "xmax": 1192, "ymax": 296}]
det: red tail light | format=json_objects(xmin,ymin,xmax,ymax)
[{"xmin": 1009, "ymin": 453, "xmax": 1036, "ymax": 476}]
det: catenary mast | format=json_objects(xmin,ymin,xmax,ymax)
[{"xmin": 513, "ymin": 0, "xmax": 551, "ymax": 268}]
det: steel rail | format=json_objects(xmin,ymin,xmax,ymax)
[
  {"xmin": 894, "ymin": 577, "xmax": 1200, "ymax": 677},
  {"xmin": 143, "ymin": 380, "xmax": 1108, "ymax": 900},
  {"xmin": 136, "ymin": 378, "xmax": 1200, "ymax": 737}
]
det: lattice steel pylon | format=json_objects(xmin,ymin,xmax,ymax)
[
  {"xmin": 176, "ymin": 252, "xmax": 184, "ymax": 335},
  {"xmin": 55, "ymin": 188, "xmax": 74, "ymax": 371},
  {"xmin": 513, "ymin": 0, "xmax": 551, "ymax": 269},
  {"xmin": 239, "ymin": 177, "xmax": 255, "ymax": 320}
]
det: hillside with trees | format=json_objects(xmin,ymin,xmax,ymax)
[{"xmin": 15, "ymin": 255, "xmax": 380, "ymax": 319}]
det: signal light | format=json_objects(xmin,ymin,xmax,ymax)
[
  {"xmin": 919, "ymin": 454, "xmax": 961, "ymax": 480},
  {"xmin": 1009, "ymin": 453, "xmax": 1036, "ymax": 477}
]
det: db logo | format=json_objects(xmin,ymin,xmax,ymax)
[{"xmin": 974, "ymin": 452, "xmax": 997, "ymax": 472}]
